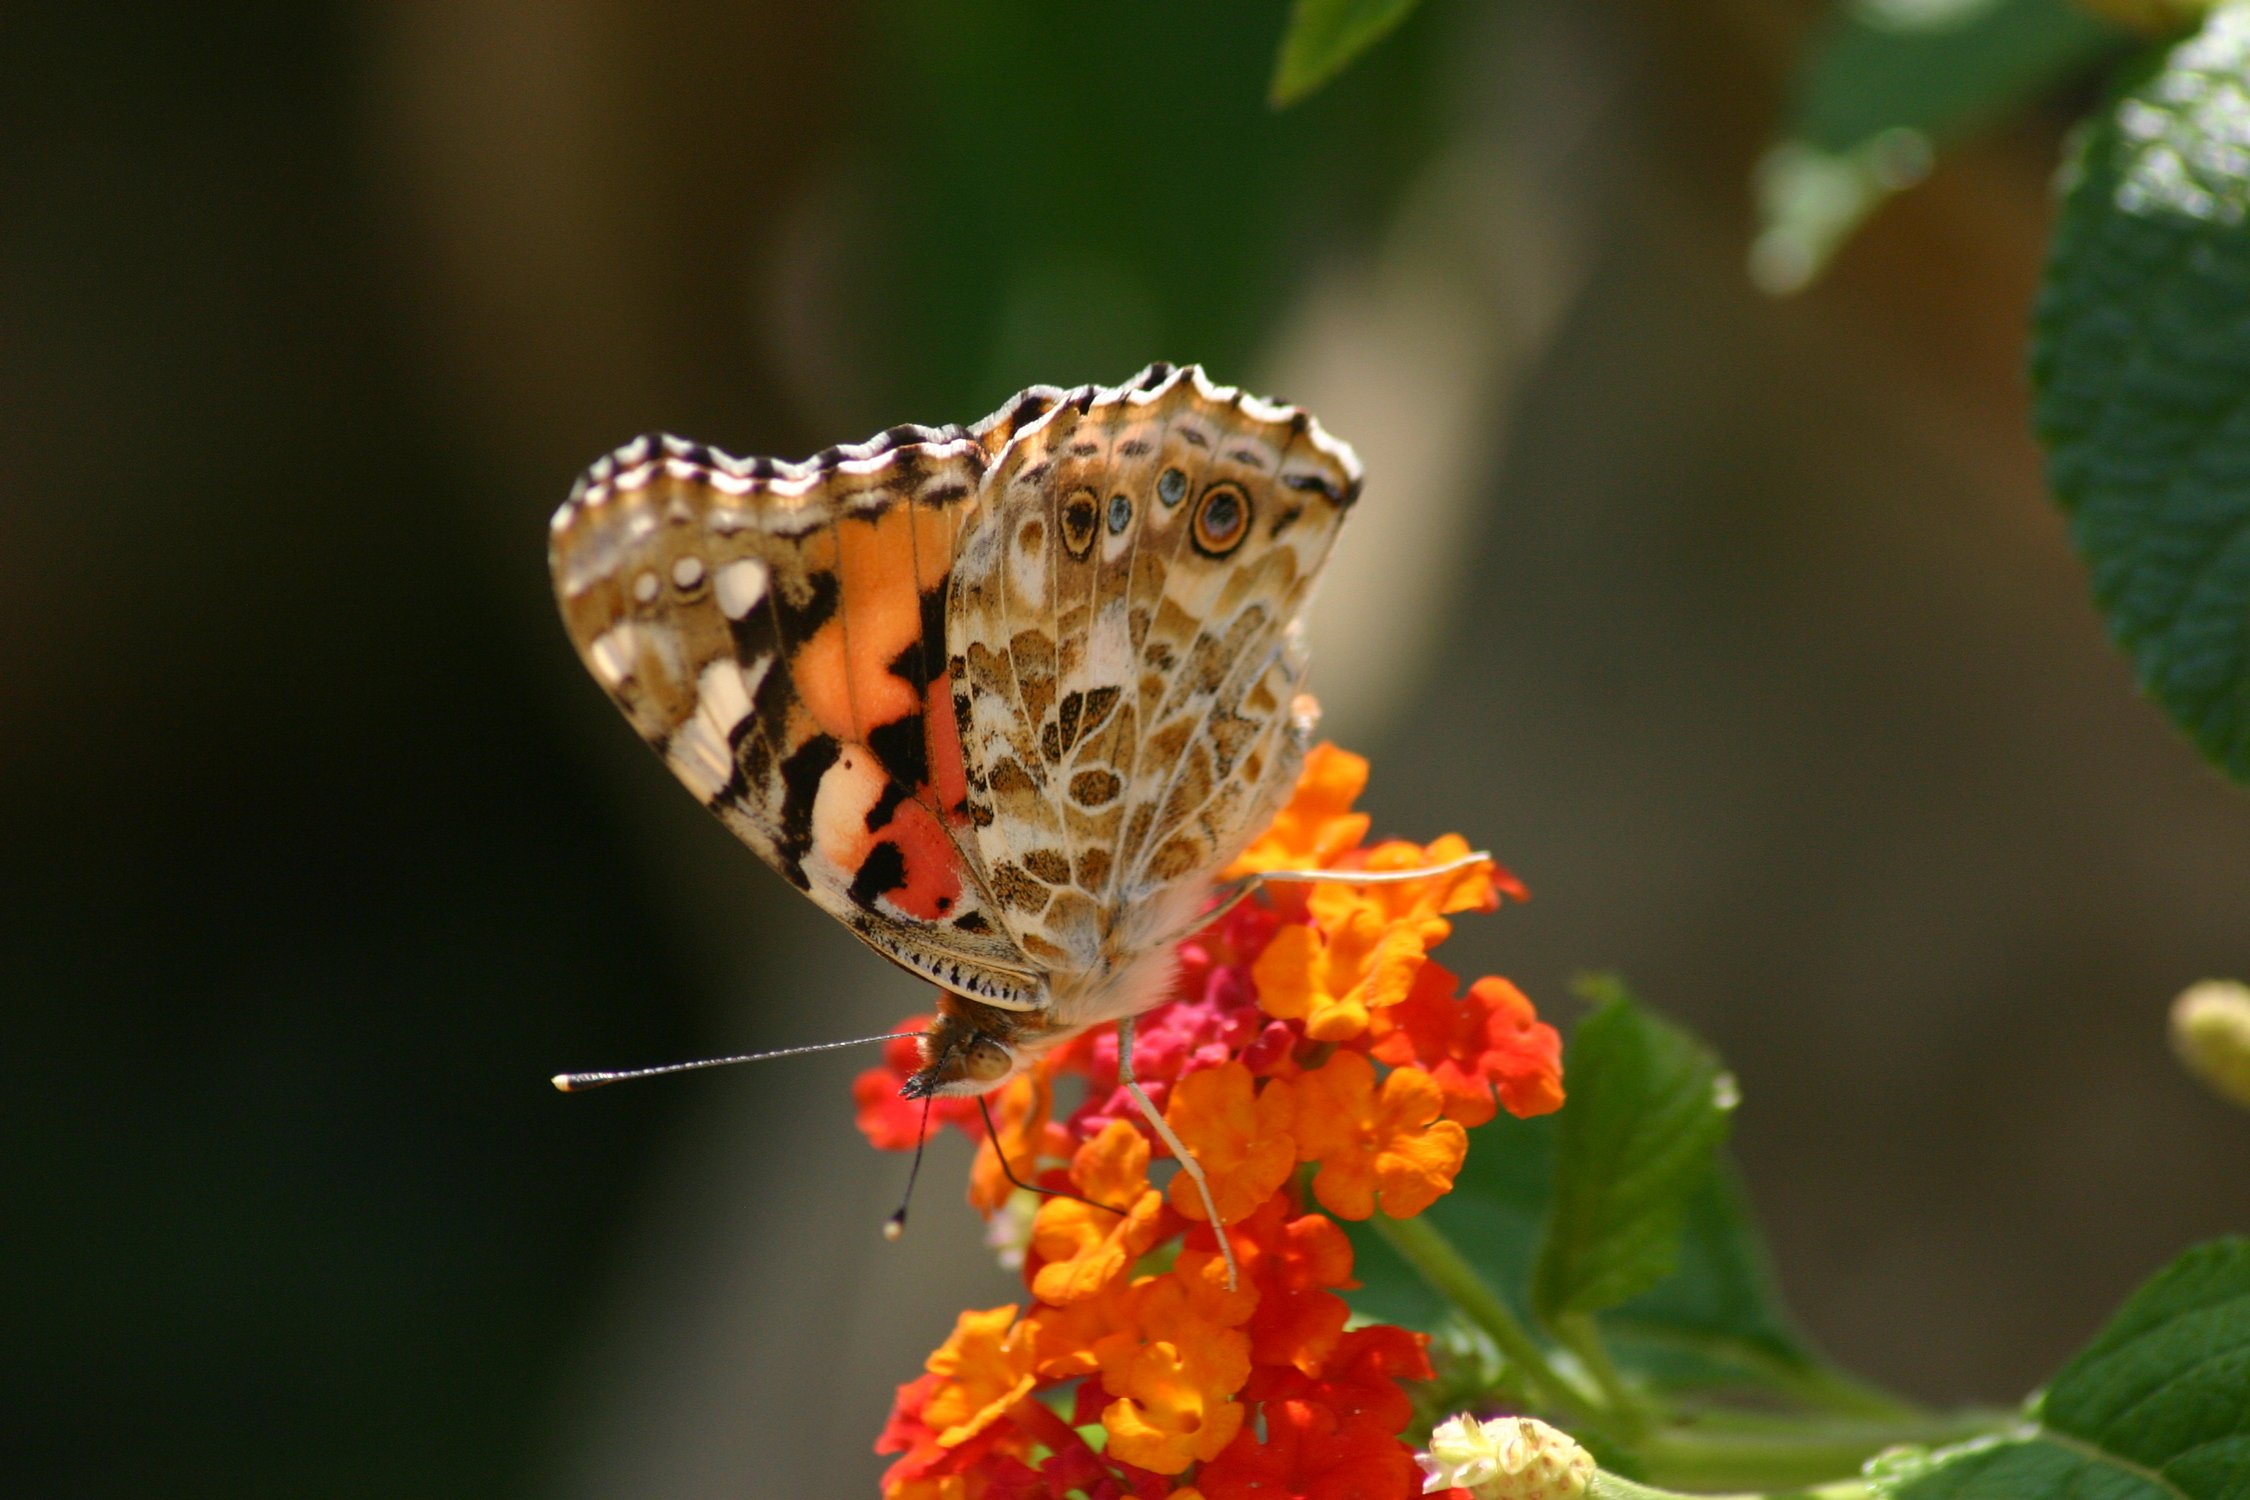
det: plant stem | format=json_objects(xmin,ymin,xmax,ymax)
[
  {"xmin": 1371, "ymin": 1211, "xmax": 1587, "ymax": 1416},
  {"xmin": 1631, "ymin": 1408, "xmax": 2011, "ymax": 1494},
  {"xmin": 1592, "ymin": 1474, "xmax": 1870, "ymax": 1500},
  {"xmin": 1765, "ymin": 1360, "xmax": 1927, "ymax": 1423},
  {"xmin": 1556, "ymin": 1312, "xmax": 1652, "ymax": 1439}
]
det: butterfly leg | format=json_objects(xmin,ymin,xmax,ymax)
[
  {"xmin": 1250, "ymin": 848, "xmax": 1495, "ymax": 888},
  {"xmin": 1116, "ymin": 1015, "xmax": 1239, "ymax": 1292}
]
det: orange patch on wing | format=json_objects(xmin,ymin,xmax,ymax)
[
  {"xmin": 881, "ymin": 796, "xmax": 969, "ymax": 920},
  {"xmin": 926, "ymin": 668, "xmax": 969, "ymax": 813},
  {"xmin": 795, "ymin": 620, "xmax": 855, "ymax": 743},
  {"xmin": 836, "ymin": 509, "xmax": 934, "ymax": 737}
]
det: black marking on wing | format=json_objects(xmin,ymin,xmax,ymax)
[
  {"xmin": 776, "ymin": 734, "xmax": 841, "ymax": 887},
  {"xmin": 886, "ymin": 589, "xmax": 949, "ymax": 693},
  {"xmin": 865, "ymin": 712, "xmax": 929, "ymax": 797},
  {"xmin": 775, "ymin": 567, "xmax": 840, "ymax": 643},
  {"xmin": 847, "ymin": 839, "xmax": 909, "ymax": 911},
  {"xmin": 1128, "ymin": 362, "xmax": 1175, "ymax": 392},
  {"xmin": 864, "ymin": 778, "xmax": 910, "ymax": 835}
]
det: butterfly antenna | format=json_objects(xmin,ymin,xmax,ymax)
[
  {"xmin": 973, "ymin": 1094, "xmax": 1127, "ymax": 1218},
  {"xmin": 551, "ymin": 1032, "xmax": 903, "ymax": 1092},
  {"xmin": 884, "ymin": 1092, "xmax": 937, "ymax": 1242}
]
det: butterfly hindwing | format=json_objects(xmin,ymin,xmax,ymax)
[
  {"xmin": 551, "ymin": 426, "xmax": 1049, "ymax": 1007},
  {"xmin": 946, "ymin": 365, "xmax": 1361, "ymax": 990}
]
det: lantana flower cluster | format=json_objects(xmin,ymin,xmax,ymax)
[{"xmin": 856, "ymin": 747, "xmax": 1565, "ymax": 1500}]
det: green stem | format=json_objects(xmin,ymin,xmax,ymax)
[
  {"xmin": 1371, "ymin": 1211, "xmax": 1588, "ymax": 1416},
  {"xmin": 1631, "ymin": 1409, "xmax": 2012, "ymax": 1493},
  {"xmin": 1556, "ymin": 1312, "xmax": 1652, "ymax": 1439},
  {"xmin": 1592, "ymin": 1474, "xmax": 1870, "ymax": 1500},
  {"xmin": 1764, "ymin": 1360, "xmax": 1928, "ymax": 1423}
]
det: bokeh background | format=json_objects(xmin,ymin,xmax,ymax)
[{"xmin": 10, "ymin": 1, "xmax": 2249, "ymax": 1496}]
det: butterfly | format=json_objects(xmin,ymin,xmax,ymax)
[{"xmin": 550, "ymin": 363, "xmax": 1480, "ymax": 1270}]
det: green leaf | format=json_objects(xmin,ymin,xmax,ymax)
[
  {"xmin": 1348, "ymin": 991, "xmax": 1826, "ymax": 1397},
  {"xmin": 1531, "ymin": 978, "xmax": 1739, "ymax": 1327},
  {"xmin": 1755, "ymin": 0, "xmax": 2124, "ymax": 292},
  {"xmin": 1876, "ymin": 1238, "xmax": 2250, "ymax": 1498},
  {"xmin": 1598, "ymin": 1160, "xmax": 1827, "ymax": 1393},
  {"xmin": 1269, "ymin": 0, "xmax": 1426, "ymax": 107},
  {"xmin": 2034, "ymin": 8, "xmax": 2250, "ymax": 785}
]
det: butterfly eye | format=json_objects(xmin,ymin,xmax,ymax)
[
  {"xmin": 1157, "ymin": 468, "xmax": 1187, "ymax": 507},
  {"xmin": 1191, "ymin": 482, "xmax": 1251, "ymax": 558},
  {"xmin": 1107, "ymin": 493, "xmax": 1132, "ymax": 534},
  {"xmin": 963, "ymin": 1037, "xmax": 1013, "ymax": 1084}
]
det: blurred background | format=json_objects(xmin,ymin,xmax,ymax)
[{"xmin": 9, "ymin": 1, "xmax": 2249, "ymax": 1496}]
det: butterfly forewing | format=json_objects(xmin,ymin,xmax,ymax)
[
  {"xmin": 945, "ymin": 367, "xmax": 1361, "ymax": 997},
  {"xmin": 550, "ymin": 430, "xmax": 1043, "ymax": 1007}
]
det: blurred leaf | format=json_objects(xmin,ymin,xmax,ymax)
[
  {"xmin": 1754, "ymin": 0, "xmax": 2125, "ymax": 292},
  {"xmin": 853, "ymin": 0, "xmax": 1441, "ymax": 428},
  {"xmin": 1531, "ymin": 978, "xmax": 1739, "ymax": 1326},
  {"xmin": 1270, "ymin": 0, "xmax": 1427, "ymax": 107},
  {"xmin": 2033, "ymin": 8, "xmax": 2250, "ymax": 785},
  {"xmin": 1873, "ymin": 1238, "xmax": 2250, "ymax": 1498}
]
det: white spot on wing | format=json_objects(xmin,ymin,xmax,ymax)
[
  {"xmin": 695, "ymin": 658, "xmax": 752, "ymax": 738},
  {"xmin": 633, "ymin": 571, "xmax": 660, "ymax": 604},
  {"xmin": 672, "ymin": 555, "xmax": 706, "ymax": 590},
  {"xmin": 588, "ymin": 625, "xmax": 638, "ymax": 686},
  {"xmin": 716, "ymin": 558, "xmax": 770, "ymax": 620},
  {"xmin": 667, "ymin": 714, "xmax": 733, "ymax": 801}
]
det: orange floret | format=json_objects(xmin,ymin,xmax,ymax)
[
  {"xmin": 1196, "ymin": 1395, "xmax": 1420, "ymax": 1500},
  {"xmin": 967, "ymin": 1072, "xmax": 1072, "ymax": 1213},
  {"xmin": 1100, "ymin": 1340, "xmax": 1248, "ymax": 1475},
  {"xmin": 1369, "ymin": 966, "xmax": 1565, "ymax": 1126},
  {"xmin": 1123, "ymin": 1251, "xmax": 1255, "ymax": 1394},
  {"xmin": 1228, "ymin": 743, "xmax": 1373, "ymax": 876},
  {"xmin": 1292, "ymin": 1052, "xmax": 1468, "ymax": 1220},
  {"xmin": 1029, "ymin": 1121, "xmax": 1166, "ymax": 1305},
  {"xmin": 1253, "ymin": 835, "xmax": 1501, "ymax": 1041},
  {"xmin": 1163, "ymin": 1062, "xmax": 1298, "ymax": 1224},
  {"xmin": 920, "ymin": 1305, "xmax": 1038, "ymax": 1448},
  {"xmin": 1228, "ymin": 1196, "xmax": 1357, "ymax": 1375},
  {"xmin": 1023, "ymin": 1276, "xmax": 1137, "ymax": 1380}
]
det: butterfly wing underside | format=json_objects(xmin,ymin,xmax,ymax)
[
  {"xmin": 945, "ymin": 365, "xmax": 1362, "ymax": 990},
  {"xmin": 550, "ymin": 418, "xmax": 1060, "ymax": 1008}
]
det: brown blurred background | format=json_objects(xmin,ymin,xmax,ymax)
[{"xmin": 8, "ymin": 1, "xmax": 2248, "ymax": 1496}]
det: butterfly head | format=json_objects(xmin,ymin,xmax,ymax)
[{"xmin": 902, "ymin": 996, "xmax": 1041, "ymax": 1099}]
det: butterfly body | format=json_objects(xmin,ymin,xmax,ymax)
[{"xmin": 552, "ymin": 364, "xmax": 1360, "ymax": 1097}]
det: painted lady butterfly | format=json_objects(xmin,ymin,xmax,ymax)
[{"xmin": 550, "ymin": 363, "xmax": 1477, "ymax": 1264}]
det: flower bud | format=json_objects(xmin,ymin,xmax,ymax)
[
  {"xmin": 2172, "ymin": 980, "xmax": 2250, "ymax": 1110},
  {"xmin": 1418, "ymin": 1413, "xmax": 1593, "ymax": 1498}
]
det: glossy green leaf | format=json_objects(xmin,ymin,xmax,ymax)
[
  {"xmin": 1270, "ymin": 0, "xmax": 1426, "ymax": 106},
  {"xmin": 2034, "ymin": 8, "xmax": 2250, "ymax": 785},
  {"xmin": 1531, "ymin": 979, "xmax": 1739, "ymax": 1325},
  {"xmin": 1755, "ymin": 0, "xmax": 2123, "ymax": 292},
  {"xmin": 1876, "ymin": 1238, "xmax": 2250, "ymax": 1498}
]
